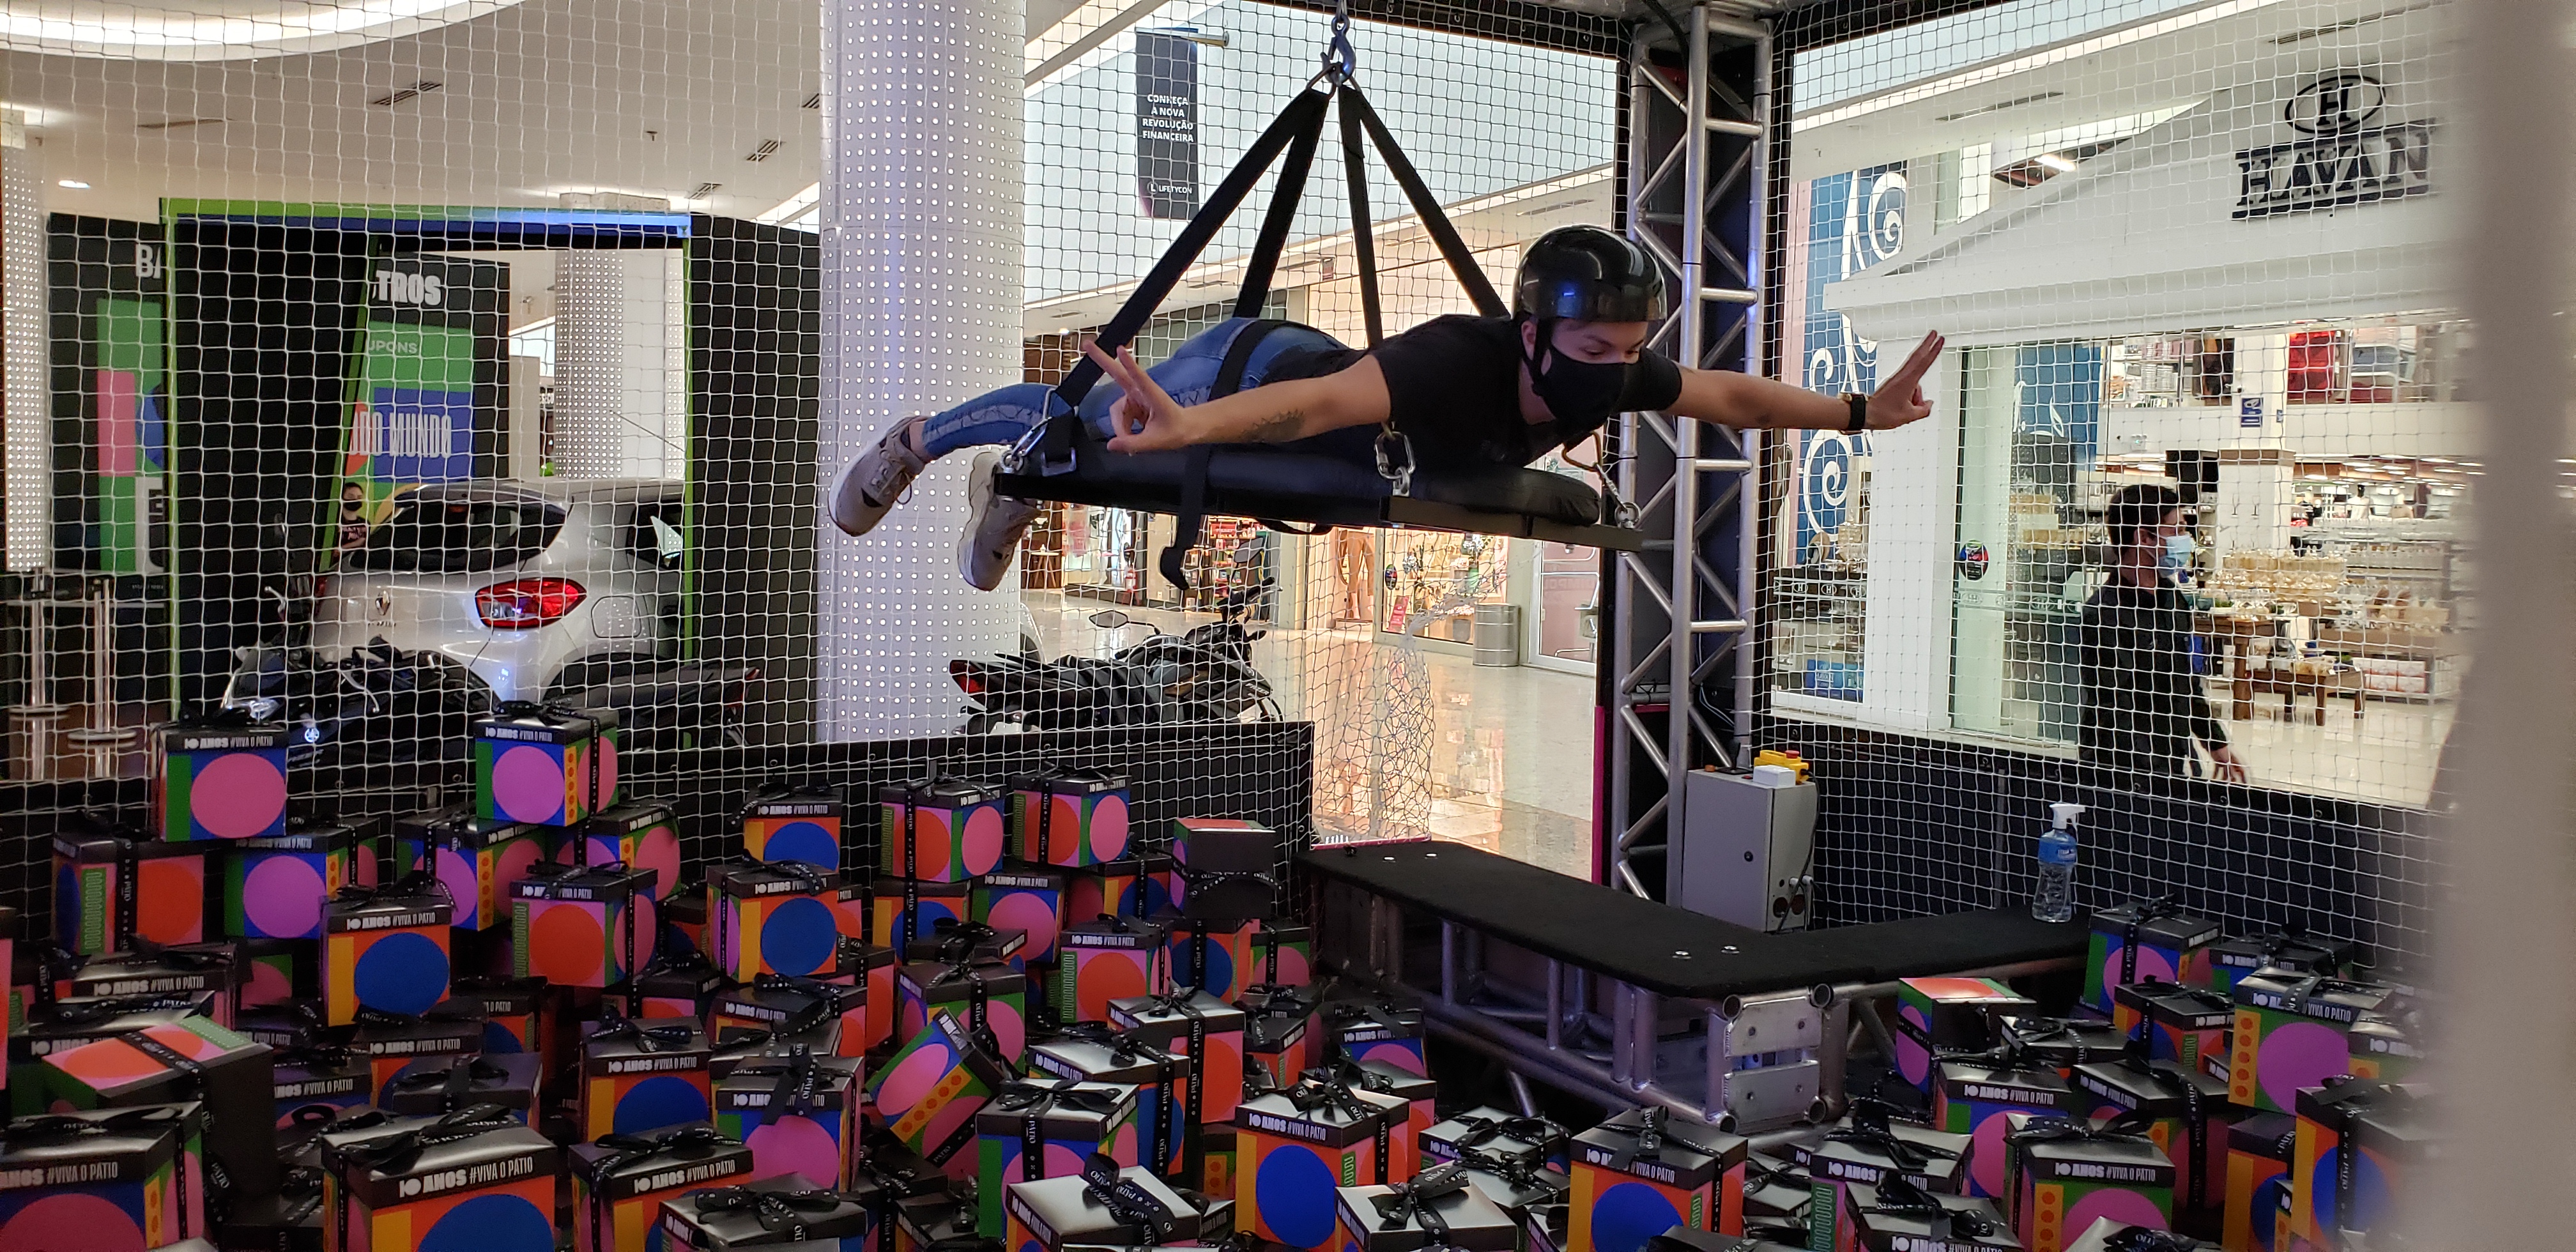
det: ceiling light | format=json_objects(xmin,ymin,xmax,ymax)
[
  {"xmin": 689, "ymin": 182, "xmax": 721, "ymax": 199},
  {"xmin": 56, "ymin": 179, "xmax": 87, "ymax": 188},
  {"xmin": 371, "ymin": 81, "xmax": 443, "ymax": 107},
  {"xmin": 2035, "ymin": 152, "xmax": 2078, "ymax": 172},
  {"xmin": 745, "ymin": 140, "xmax": 780, "ymax": 163}
]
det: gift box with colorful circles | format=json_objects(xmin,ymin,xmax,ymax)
[
  {"xmin": 1572, "ymin": 1108, "xmax": 1749, "ymax": 1252},
  {"xmin": 53, "ymin": 829, "xmax": 205, "ymax": 954},
  {"xmin": 2083, "ymin": 904, "xmax": 2222, "ymax": 1016},
  {"xmin": 1320, "ymin": 990, "xmax": 1427, "ymax": 1078},
  {"xmin": 2065, "ymin": 1218, "xmax": 2216, "ymax": 1252},
  {"xmin": 868, "ymin": 1007, "xmax": 1012, "ymax": 1163},
  {"xmin": 2071, "ymin": 1056, "xmax": 2235, "ymax": 1218},
  {"xmin": 893, "ymin": 1188, "xmax": 983, "ymax": 1252},
  {"xmin": 873, "ymin": 876, "xmax": 973, "ymax": 952},
  {"xmin": 715, "ymin": 1046, "xmax": 865, "ymax": 1189},
  {"xmin": 661, "ymin": 1172, "xmax": 880, "ymax": 1252},
  {"xmin": 1065, "ymin": 857, "xmax": 1181, "ymax": 925},
  {"xmin": 378, "ymin": 1053, "xmax": 542, "ymax": 1122},
  {"xmin": 880, "ymin": 777, "xmax": 1008, "ymax": 885},
  {"xmin": 2113, "ymin": 982, "xmax": 2235, "ymax": 1074},
  {"xmin": 2002, "ymin": 1016, "xmax": 2135, "ymax": 1081},
  {"xmin": 974, "ymin": 867, "xmax": 1068, "ymax": 961},
  {"xmin": 1893, "ymin": 978, "xmax": 2037, "ymax": 1096},
  {"xmin": 1109, "ymin": 990, "xmax": 1246, "ymax": 1125},
  {"xmin": 1331, "ymin": 1166, "xmax": 1528, "ymax": 1252},
  {"xmin": 1340, "ymin": 1059, "xmax": 1436, "ymax": 1181},
  {"xmin": 578, "ymin": 1016, "xmax": 715, "ymax": 1140},
  {"xmin": 1234, "ymin": 1081, "xmax": 1406, "ymax": 1250},
  {"xmin": 744, "ymin": 784, "xmax": 847, "ymax": 868},
  {"xmin": 1165, "ymin": 917, "xmax": 1255, "ymax": 1004},
  {"xmin": 564, "ymin": 803, "xmax": 687, "ymax": 902},
  {"xmin": 320, "ymin": 1108, "xmax": 560, "ymax": 1252},
  {"xmin": 1249, "ymin": 925, "xmax": 1314, "ymax": 991},
  {"xmin": 662, "ymin": 886, "xmax": 710, "ymax": 959},
  {"xmin": 903, "ymin": 920, "xmax": 1030, "ymax": 973},
  {"xmin": 976, "ymin": 1080, "xmax": 1140, "ymax": 1234},
  {"xmin": 226, "ymin": 818, "xmax": 380, "ymax": 942},
  {"xmin": 37, "ymin": 1014, "xmax": 280, "ymax": 1203},
  {"xmin": 2225, "ymin": 973, "xmax": 2391, "ymax": 1115},
  {"xmin": 1932, "ymin": 1055, "xmax": 2073, "ymax": 1199},
  {"xmin": 1011, "ymin": 767, "xmax": 1131, "ymax": 869},
  {"xmin": 13, "ymin": 993, "xmax": 222, "ymax": 1108},
  {"xmin": 446, "ymin": 976, "xmax": 546, "ymax": 1055},
  {"xmin": 569, "ymin": 1124, "xmax": 756, "ymax": 1252},
  {"xmin": 1004, "ymin": 1157, "xmax": 1202, "ymax": 1252},
  {"xmin": 234, "ymin": 937, "xmax": 312, "ymax": 1014},
  {"xmin": 1425, "ymin": 1106, "xmax": 1567, "ymax": 1176},
  {"xmin": 512, "ymin": 863, "xmax": 659, "ymax": 989},
  {"xmin": 711, "ymin": 861, "xmax": 852, "ymax": 981},
  {"xmin": 1243, "ymin": 1011, "xmax": 1311, "ymax": 1093},
  {"xmin": 392, "ymin": 809, "xmax": 544, "ymax": 933},
  {"xmin": 473, "ymin": 703, "xmax": 618, "ymax": 828},
  {"xmin": 837, "ymin": 941, "xmax": 900, "ymax": 1055},
  {"xmin": 2288, "ymin": 1080, "xmax": 2418, "ymax": 1251},
  {"xmin": 1028, "ymin": 1033, "xmax": 1195, "ymax": 1180},
  {"xmin": 632, "ymin": 954, "xmax": 727, "ymax": 1023},
  {"xmin": 347, "ymin": 1007, "xmax": 486, "ymax": 1092},
  {"xmin": 323, "ymin": 879, "xmax": 456, "ymax": 1027},
  {"xmin": 55, "ymin": 944, "xmax": 239, "ymax": 1030},
  {"xmin": 0, "ymin": 1103, "xmax": 207, "ymax": 1252},
  {"xmin": 898, "ymin": 959, "xmax": 1029, "ymax": 1066},
  {"xmin": 2221, "ymin": 1113, "xmax": 2293, "ymax": 1252},
  {"xmin": 2200, "ymin": 935, "xmax": 2351, "ymax": 997},
  {"xmin": 273, "ymin": 1045, "xmax": 374, "ymax": 1126},
  {"xmin": 156, "ymin": 717, "xmax": 289, "ymax": 843},
  {"xmin": 2004, "ymin": 1118, "xmax": 2175, "ymax": 1252},
  {"xmin": 715, "ymin": 975, "xmax": 865, "ymax": 1056},
  {"xmin": 1169, "ymin": 818, "xmax": 1276, "ymax": 922},
  {"xmin": 1844, "ymin": 1180, "xmax": 2017, "ymax": 1252},
  {"xmin": 1056, "ymin": 915, "xmax": 1169, "ymax": 1025},
  {"xmin": 2341, "ymin": 1009, "xmax": 2420, "ymax": 1085}
]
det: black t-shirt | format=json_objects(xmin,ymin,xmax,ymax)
[{"xmin": 1264, "ymin": 315, "xmax": 1684, "ymax": 471}]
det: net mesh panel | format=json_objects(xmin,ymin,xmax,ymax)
[
  {"xmin": 1758, "ymin": 0, "xmax": 2456, "ymax": 964},
  {"xmin": 0, "ymin": 0, "xmax": 1621, "ymax": 929}
]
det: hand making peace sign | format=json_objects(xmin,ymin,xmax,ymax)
[
  {"xmin": 1083, "ymin": 341, "xmax": 1197, "ymax": 454},
  {"xmin": 1866, "ymin": 331, "xmax": 1947, "ymax": 431}
]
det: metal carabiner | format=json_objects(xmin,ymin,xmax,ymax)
[
  {"xmin": 1373, "ymin": 427, "xmax": 1415, "ymax": 497},
  {"xmin": 1322, "ymin": 0, "xmax": 1357, "ymax": 81}
]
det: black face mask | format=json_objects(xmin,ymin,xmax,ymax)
[{"xmin": 1523, "ymin": 321, "xmax": 1632, "ymax": 428}]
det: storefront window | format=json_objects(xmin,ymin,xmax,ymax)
[{"xmin": 1381, "ymin": 531, "xmax": 1509, "ymax": 646}]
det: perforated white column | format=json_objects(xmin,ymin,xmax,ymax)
[
  {"xmin": 1, "ymin": 115, "xmax": 47, "ymax": 570},
  {"xmin": 818, "ymin": 0, "xmax": 1022, "ymax": 740},
  {"xmin": 553, "ymin": 250, "xmax": 627, "ymax": 480}
]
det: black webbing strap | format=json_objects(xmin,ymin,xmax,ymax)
[
  {"xmin": 1236, "ymin": 103, "xmax": 1329, "ymax": 318},
  {"xmin": 1340, "ymin": 86, "xmax": 1507, "ymax": 317},
  {"xmin": 1162, "ymin": 319, "xmax": 1293, "ymax": 593},
  {"xmin": 1039, "ymin": 86, "xmax": 1335, "ymax": 467},
  {"xmin": 1338, "ymin": 91, "xmax": 1386, "ymax": 349}
]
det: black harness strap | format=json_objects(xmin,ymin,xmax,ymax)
[
  {"xmin": 1162, "ymin": 319, "xmax": 1294, "ymax": 593},
  {"xmin": 1236, "ymin": 105, "xmax": 1329, "ymax": 319},
  {"xmin": 1340, "ymin": 86, "xmax": 1508, "ymax": 317},
  {"xmin": 1338, "ymin": 90, "xmax": 1386, "ymax": 349}
]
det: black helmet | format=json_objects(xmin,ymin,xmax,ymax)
[{"xmin": 1514, "ymin": 225, "xmax": 1666, "ymax": 323}]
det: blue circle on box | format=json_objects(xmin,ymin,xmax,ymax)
[
  {"xmin": 482, "ymin": 1021, "xmax": 526, "ymax": 1054},
  {"xmin": 1184, "ymin": 938, "xmax": 1236, "ymax": 997},
  {"xmin": 2251, "ymin": 1175, "xmax": 2290, "ymax": 1252},
  {"xmin": 2311, "ymin": 1147, "xmax": 2391, "ymax": 1234},
  {"xmin": 1253, "ymin": 1146, "xmax": 1337, "ymax": 1248},
  {"xmin": 614, "ymin": 1074, "xmax": 713, "ymax": 1135},
  {"xmin": 1590, "ymin": 1182, "xmax": 1683, "ymax": 1252},
  {"xmin": 763, "ymin": 820, "xmax": 839, "ymax": 867},
  {"xmin": 901, "ymin": 899, "xmax": 963, "ymax": 943},
  {"xmin": 761, "ymin": 896, "xmax": 838, "ymax": 975},
  {"xmin": 353, "ymin": 931, "xmax": 449, "ymax": 1016},
  {"xmin": 419, "ymin": 1192, "xmax": 554, "ymax": 1252}
]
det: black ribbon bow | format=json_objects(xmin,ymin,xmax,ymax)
[
  {"xmin": 385, "ymin": 1056, "xmax": 516, "ymax": 1112},
  {"xmin": 1825, "ymin": 1110, "xmax": 1963, "ymax": 1174},
  {"xmin": 1864, "ymin": 1173, "xmax": 1995, "ymax": 1239},
  {"xmin": 999, "ymin": 1078, "xmax": 1128, "ymax": 1181},
  {"xmin": 336, "ymin": 1104, "xmax": 519, "ymax": 1177},
  {"xmin": 1451, "ymin": 1145, "xmax": 1555, "ymax": 1194},
  {"xmin": 1605, "ymin": 1106, "xmax": 1671, "ymax": 1170},
  {"xmin": 2100, "ymin": 1230, "xmax": 2207, "ymax": 1252},
  {"xmin": 588, "ymin": 1014, "xmax": 700, "ymax": 1054},
  {"xmin": 2006, "ymin": 1113, "xmax": 2161, "ymax": 1149},
  {"xmin": 1371, "ymin": 1162, "xmax": 1469, "ymax": 1234},
  {"xmin": 277, "ymin": 1164, "xmax": 327, "ymax": 1225},
  {"xmin": 926, "ymin": 960, "xmax": 1004, "ymax": 1059},
  {"xmin": 2111, "ymin": 897, "xmax": 2185, "ymax": 985},
  {"xmin": 1079, "ymin": 1151, "xmax": 1177, "ymax": 1245},
  {"xmin": 2266, "ymin": 973, "xmax": 2382, "ymax": 1017},
  {"xmin": 332, "ymin": 869, "xmax": 452, "ymax": 908},
  {"xmin": 1440, "ymin": 1109, "xmax": 1567, "ymax": 1159},
  {"xmin": 2, "ymin": 1105, "xmax": 187, "ymax": 1147},
  {"xmin": 741, "ymin": 1044, "xmax": 829, "ymax": 1125},
  {"xmin": 694, "ymin": 1185, "xmax": 851, "ymax": 1239},
  {"xmin": 924, "ymin": 919, "xmax": 1008, "ymax": 963},
  {"xmin": 49, "ymin": 992, "xmax": 205, "ymax": 1026},
  {"xmin": 1284, "ymin": 1069, "xmax": 1374, "ymax": 1123}
]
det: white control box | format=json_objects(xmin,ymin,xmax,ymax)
[{"xmin": 1675, "ymin": 768, "xmax": 1818, "ymax": 932}]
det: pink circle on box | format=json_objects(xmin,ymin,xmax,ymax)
[
  {"xmin": 2103, "ymin": 947, "xmax": 2179, "ymax": 1001},
  {"xmin": 872, "ymin": 1042, "xmax": 954, "ymax": 1114},
  {"xmin": 243, "ymin": 958, "xmax": 293, "ymax": 1006},
  {"xmin": 243, "ymin": 856, "xmax": 326, "ymax": 938},
  {"xmin": 494, "ymin": 839, "xmax": 545, "ymax": 898},
  {"xmin": 1895, "ymin": 1005, "xmax": 1933, "ymax": 1085},
  {"xmin": 962, "ymin": 806, "xmax": 1006, "ymax": 878},
  {"xmin": 593, "ymin": 737, "xmax": 618, "ymax": 809},
  {"xmin": 1970, "ymin": 1110, "xmax": 2012, "ymax": 1196},
  {"xmin": 1039, "ymin": 1144, "xmax": 1087, "ymax": 1178},
  {"xmin": 0, "ymin": 1189, "xmax": 146, "ymax": 1250},
  {"xmin": 53, "ymin": 1037, "xmax": 169, "ymax": 1087},
  {"xmin": 988, "ymin": 1000, "xmax": 1026, "ymax": 1060},
  {"xmin": 985, "ymin": 892, "xmax": 1061, "ymax": 956},
  {"xmin": 747, "ymin": 1115, "xmax": 843, "ymax": 1186},
  {"xmin": 491, "ymin": 746, "xmax": 565, "ymax": 824},
  {"xmin": 1358, "ymin": 1041, "xmax": 1426, "ymax": 1075},
  {"xmin": 195, "ymin": 752, "xmax": 288, "ymax": 837},
  {"xmin": 2063, "ymin": 1186, "xmax": 2169, "ymax": 1238},
  {"xmin": 634, "ymin": 827, "xmax": 682, "ymax": 900},
  {"xmin": 1089, "ymin": 794, "xmax": 1130, "ymax": 862},
  {"xmin": 1261, "ymin": 942, "xmax": 1311, "ymax": 988},
  {"xmin": 433, "ymin": 848, "xmax": 480, "ymax": 924},
  {"xmin": 917, "ymin": 1094, "xmax": 980, "ymax": 1158},
  {"xmin": 1107, "ymin": 1122, "xmax": 1140, "ymax": 1168},
  {"xmin": 2258, "ymin": 1021, "xmax": 2356, "ymax": 1112}
]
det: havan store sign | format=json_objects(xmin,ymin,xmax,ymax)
[{"xmin": 2235, "ymin": 72, "xmax": 2432, "ymax": 219}]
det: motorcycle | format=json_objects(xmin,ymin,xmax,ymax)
[{"xmin": 949, "ymin": 592, "xmax": 1280, "ymax": 733}]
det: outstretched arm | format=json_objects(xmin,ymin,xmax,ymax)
[
  {"xmin": 1667, "ymin": 330, "xmax": 1945, "ymax": 433},
  {"xmin": 1081, "ymin": 342, "xmax": 1391, "ymax": 454}
]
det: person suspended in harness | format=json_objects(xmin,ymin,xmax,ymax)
[{"xmin": 829, "ymin": 225, "xmax": 1947, "ymax": 590}]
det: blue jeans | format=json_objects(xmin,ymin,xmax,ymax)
[{"xmin": 921, "ymin": 317, "xmax": 1349, "ymax": 459}]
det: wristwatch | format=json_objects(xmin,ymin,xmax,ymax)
[{"xmin": 1841, "ymin": 392, "xmax": 1869, "ymax": 434}]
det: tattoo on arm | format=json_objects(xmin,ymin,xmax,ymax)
[{"xmin": 1245, "ymin": 409, "xmax": 1305, "ymax": 443}]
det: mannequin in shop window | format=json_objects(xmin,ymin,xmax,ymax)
[
  {"xmin": 2080, "ymin": 484, "xmax": 2248, "ymax": 784},
  {"xmin": 829, "ymin": 225, "xmax": 1944, "ymax": 591}
]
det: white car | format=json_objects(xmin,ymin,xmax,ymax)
[{"xmin": 314, "ymin": 478, "xmax": 686, "ymax": 704}]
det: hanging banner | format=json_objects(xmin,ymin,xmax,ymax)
[
  {"xmin": 47, "ymin": 217, "xmax": 169, "ymax": 575},
  {"xmin": 1135, "ymin": 31, "xmax": 1201, "ymax": 219},
  {"xmin": 332, "ymin": 254, "xmax": 507, "ymax": 558}
]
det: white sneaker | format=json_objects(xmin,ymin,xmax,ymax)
[
  {"xmin": 829, "ymin": 416, "xmax": 928, "ymax": 537},
  {"xmin": 959, "ymin": 450, "xmax": 1042, "ymax": 592}
]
